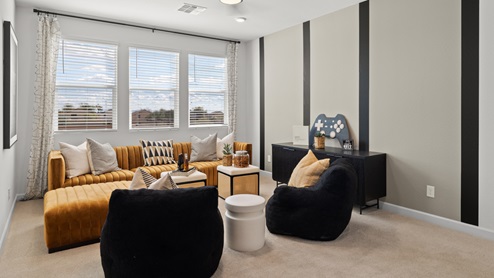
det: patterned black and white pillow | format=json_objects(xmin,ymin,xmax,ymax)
[
  {"xmin": 148, "ymin": 172, "xmax": 178, "ymax": 190},
  {"xmin": 129, "ymin": 168, "xmax": 177, "ymax": 190},
  {"xmin": 139, "ymin": 139, "xmax": 174, "ymax": 166}
]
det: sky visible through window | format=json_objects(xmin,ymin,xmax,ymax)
[{"xmin": 57, "ymin": 40, "xmax": 227, "ymax": 129}]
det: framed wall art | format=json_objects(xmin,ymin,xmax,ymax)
[{"xmin": 3, "ymin": 21, "xmax": 18, "ymax": 149}]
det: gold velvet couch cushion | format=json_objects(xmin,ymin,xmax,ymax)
[{"xmin": 44, "ymin": 181, "xmax": 130, "ymax": 253}]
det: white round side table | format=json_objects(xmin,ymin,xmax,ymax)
[{"xmin": 225, "ymin": 194, "xmax": 266, "ymax": 252}]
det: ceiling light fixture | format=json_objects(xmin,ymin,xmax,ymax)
[
  {"xmin": 220, "ymin": 0, "xmax": 243, "ymax": 5},
  {"xmin": 235, "ymin": 17, "xmax": 246, "ymax": 23}
]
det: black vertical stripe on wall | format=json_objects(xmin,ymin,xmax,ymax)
[
  {"xmin": 303, "ymin": 21, "xmax": 311, "ymax": 126},
  {"xmin": 461, "ymin": 0, "xmax": 479, "ymax": 226},
  {"xmin": 260, "ymin": 37, "xmax": 265, "ymax": 170},
  {"xmin": 359, "ymin": 1, "xmax": 370, "ymax": 152}
]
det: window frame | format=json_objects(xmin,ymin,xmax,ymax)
[
  {"xmin": 53, "ymin": 37, "xmax": 119, "ymax": 133},
  {"xmin": 187, "ymin": 52, "xmax": 229, "ymax": 128},
  {"xmin": 128, "ymin": 45, "xmax": 180, "ymax": 130}
]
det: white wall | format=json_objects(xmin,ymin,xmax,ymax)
[
  {"xmin": 14, "ymin": 6, "xmax": 250, "ymax": 195},
  {"xmin": 479, "ymin": 0, "xmax": 494, "ymax": 231},
  {"xmin": 0, "ymin": 0, "xmax": 16, "ymax": 249}
]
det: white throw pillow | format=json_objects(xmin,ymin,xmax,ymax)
[
  {"xmin": 216, "ymin": 132, "xmax": 234, "ymax": 159},
  {"xmin": 190, "ymin": 134, "xmax": 218, "ymax": 162},
  {"xmin": 59, "ymin": 142, "xmax": 91, "ymax": 178},
  {"xmin": 86, "ymin": 138, "xmax": 121, "ymax": 175}
]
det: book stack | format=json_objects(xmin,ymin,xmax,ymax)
[{"xmin": 170, "ymin": 167, "xmax": 197, "ymax": 177}]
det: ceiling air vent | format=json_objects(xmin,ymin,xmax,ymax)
[{"xmin": 178, "ymin": 3, "xmax": 207, "ymax": 15}]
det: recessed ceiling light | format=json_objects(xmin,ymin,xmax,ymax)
[
  {"xmin": 235, "ymin": 17, "xmax": 247, "ymax": 23},
  {"xmin": 220, "ymin": 0, "xmax": 243, "ymax": 5}
]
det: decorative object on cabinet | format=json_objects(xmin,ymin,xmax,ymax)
[
  {"xmin": 314, "ymin": 131, "xmax": 326, "ymax": 149},
  {"xmin": 343, "ymin": 139, "xmax": 354, "ymax": 150},
  {"xmin": 292, "ymin": 125, "xmax": 309, "ymax": 145},
  {"xmin": 309, "ymin": 114, "xmax": 350, "ymax": 149}
]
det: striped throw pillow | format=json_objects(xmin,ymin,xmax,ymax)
[
  {"xmin": 139, "ymin": 139, "xmax": 174, "ymax": 166},
  {"xmin": 129, "ymin": 168, "xmax": 177, "ymax": 190}
]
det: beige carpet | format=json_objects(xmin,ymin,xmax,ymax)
[{"xmin": 1, "ymin": 172, "xmax": 494, "ymax": 277}]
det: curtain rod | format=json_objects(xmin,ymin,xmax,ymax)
[{"xmin": 33, "ymin": 9, "xmax": 241, "ymax": 44}]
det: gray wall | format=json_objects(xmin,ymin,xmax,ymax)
[
  {"xmin": 264, "ymin": 25, "xmax": 304, "ymax": 172},
  {"xmin": 258, "ymin": 0, "xmax": 494, "ymax": 229},
  {"xmin": 0, "ymin": 0, "xmax": 16, "ymax": 249},
  {"xmin": 479, "ymin": 0, "xmax": 494, "ymax": 230},
  {"xmin": 311, "ymin": 5, "xmax": 359, "ymax": 149},
  {"xmin": 370, "ymin": 0, "xmax": 461, "ymax": 220}
]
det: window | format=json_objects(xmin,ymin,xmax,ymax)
[
  {"xmin": 129, "ymin": 47, "xmax": 179, "ymax": 129},
  {"xmin": 188, "ymin": 54, "xmax": 227, "ymax": 126},
  {"xmin": 54, "ymin": 39, "xmax": 118, "ymax": 131}
]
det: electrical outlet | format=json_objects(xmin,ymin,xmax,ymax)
[
  {"xmin": 8, "ymin": 189, "xmax": 11, "ymax": 201},
  {"xmin": 426, "ymin": 185, "xmax": 435, "ymax": 198},
  {"xmin": 267, "ymin": 155, "xmax": 271, "ymax": 163}
]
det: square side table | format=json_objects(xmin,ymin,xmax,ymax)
[{"xmin": 217, "ymin": 165, "xmax": 260, "ymax": 199}]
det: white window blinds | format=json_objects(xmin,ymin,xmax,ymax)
[
  {"xmin": 129, "ymin": 47, "xmax": 179, "ymax": 129},
  {"xmin": 188, "ymin": 54, "xmax": 227, "ymax": 126},
  {"xmin": 54, "ymin": 39, "xmax": 118, "ymax": 131}
]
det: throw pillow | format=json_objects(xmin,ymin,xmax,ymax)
[
  {"xmin": 288, "ymin": 150, "xmax": 330, "ymax": 188},
  {"xmin": 216, "ymin": 132, "xmax": 234, "ymax": 159},
  {"xmin": 86, "ymin": 138, "xmax": 121, "ymax": 175},
  {"xmin": 129, "ymin": 168, "xmax": 157, "ymax": 190},
  {"xmin": 129, "ymin": 168, "xmax": 177, "ymax": 190},
  {"xmin": 139, "ymin": 139, "xmax": 174, "ymax": 166},
  {"xmin": 59, "ymin": 142, "xmax": 91, "ymax": 178},
  {"xmin": 149, "ymin": 173, "xmax": 177, "ymax": 190},
  {"xmin": 190, "ymin": 133, "xmax": 218, "ymax": 162}
]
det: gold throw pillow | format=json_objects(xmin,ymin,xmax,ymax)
[{"xmin": 288, "ymin": 150, "xmax": 330, "ymax": 188}]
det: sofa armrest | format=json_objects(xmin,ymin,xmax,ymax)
[
  {"xmin": 47, "ymin": 151, "xmax": 66, "ymax": 191},
  {"xmin": 233, "ymin": 142, "xmax": 252, "ymax": 164}
]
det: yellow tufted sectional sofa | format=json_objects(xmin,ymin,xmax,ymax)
[{"xmin": 44, "ymin": 141, "xmax": 251, "ymax": 252}]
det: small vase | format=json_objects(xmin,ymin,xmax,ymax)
[
  {"xmin": 223, "ymin": 154, "xmax": 233, "ymax": 166},
  {"xmin": 314, "ymin": 137, "xmax": 325, "ymax": 149}
]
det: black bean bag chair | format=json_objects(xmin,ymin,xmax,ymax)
[
  {"xmin": 266, "ymin": 158, "xmax": 357, "ymax": 241},
  {"xmin": 100, "ymin": 186, "xmax": 223, "ymax": 278}
]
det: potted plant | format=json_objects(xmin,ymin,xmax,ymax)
[
  {"xmin": 222, "ymin": 143, "xmax": 233, "ymax": 166},
  {"xmin": 314, "ymin": 131, "xmax": 325, "ymax": 149}
]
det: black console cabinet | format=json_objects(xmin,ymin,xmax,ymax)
[{"xmin": 272, "ymin": 143, "xmax": 386, "ymax": 213}]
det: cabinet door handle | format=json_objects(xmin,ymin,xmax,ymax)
[{"xmin": 282, "ymin": 147, "xmax": 295, "ymax": 152}]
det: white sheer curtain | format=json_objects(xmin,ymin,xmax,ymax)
[
  {"xmin": 227, "ymin": 42, "xmax": 238, "ymax": 135},
  {"xmin": 25, "ymin": 15, "xmax": 61, "ymax": 200}
]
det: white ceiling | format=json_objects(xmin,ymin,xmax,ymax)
[{"xmin": 16, "ymin": 0, "xmax": 363, "ymax": 42}]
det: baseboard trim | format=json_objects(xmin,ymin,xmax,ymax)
[
  {"xmin": 0, "ymin": 194, "xmax": 23, "ymax": 253},
  {"xmin": 381, "ymin": 202, "xmax": 494, "ymax": 241}
]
